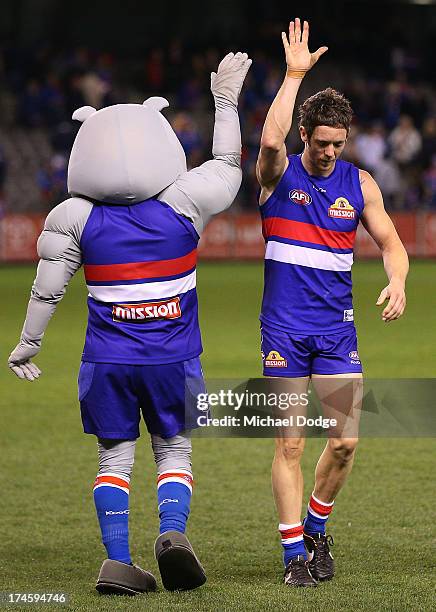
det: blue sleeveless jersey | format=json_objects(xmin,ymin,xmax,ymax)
[
  {"xmin": 260, "ymin": 154, "xmax": 364, "ymax": 335},
  {"xmin": 80, "ymin": 199, "xmax": 202, "ymax": 364}
]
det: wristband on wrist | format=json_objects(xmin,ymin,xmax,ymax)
[{"xmin": 286, "ymin": 68, "xmax": 307, "ymax": 79}]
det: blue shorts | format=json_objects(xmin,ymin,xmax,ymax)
[
  {"xmin": 78, "ymin": 357, "xmax": 205, "ymax": 440},
  {"xmin": 261, "ymin": 325, "xmax": 363, "ymax": 377}
]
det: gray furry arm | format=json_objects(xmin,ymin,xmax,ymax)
[
  {"xmin": 160, "ymin": 52, "xmax": 251, "ymax": 234},
  {"xmin": 9, "ymin": 198, "xmax": 92, "ymax": 369}
]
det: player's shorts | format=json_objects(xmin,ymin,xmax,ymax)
[
  {"xmin": 261, "ymin": 324, "xmax": 363, "ymax": 378},
  {"xmin": 78, "ymin": 357, "xmax": 205, "ymax": 440}
]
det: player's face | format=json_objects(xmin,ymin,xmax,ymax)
[{"xmin": 300, "ymin": 125, "xmax": 348, "ymax": 173}]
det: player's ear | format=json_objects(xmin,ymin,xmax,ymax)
[{"xmin": 299, "ymin": 125, "xmax": 308, "ymax": 144}]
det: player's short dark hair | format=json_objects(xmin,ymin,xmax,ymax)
[{"xmin": 298, "ymin": 88, "xmax": 353, "ymax": 139}]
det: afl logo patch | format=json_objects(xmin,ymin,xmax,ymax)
[{"xmin": 289, "ymin": 189, "xmax": 312, "ymax": 205}]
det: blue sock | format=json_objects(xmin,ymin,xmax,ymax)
[
  {"xmin": 303, "ymin": 493, "xmax": 334, "ymax": 536},
  {"xmin": 279, "ymin": 523, "xmax": 307, "ymax": 565},
  {"xmin": 157, "ymin": 470, "xmax": 193, "ymax": 534},
  {"xmin": 93, "ymin": 473, "xmax": 131, "ymax": 564}
]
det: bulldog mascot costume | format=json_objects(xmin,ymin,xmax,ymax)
[{"xmin": 9, "ymin": 52, "xmax": 251, "ymax": 595}]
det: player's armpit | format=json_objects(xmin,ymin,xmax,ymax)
[
  {"xmin": 256, "ymin": 143, "xmax": 288, "ymax": 189},
  {"xmin": 160, "ymin": 159, "xmax": 242, "ymax": 235}
]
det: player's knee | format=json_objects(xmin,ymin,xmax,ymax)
[
  {"xmin": 328, "ymin": 437, "xmax": 358, "ymax": 464},
  {"xmin": 275, "ymin": 437, "xmax": 305, "ymax": 466}
]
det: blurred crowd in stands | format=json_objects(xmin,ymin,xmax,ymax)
[{"xmin": 0, "ymin": 40, "xmax": 435, "ymax": 214}]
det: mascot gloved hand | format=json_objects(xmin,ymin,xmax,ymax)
[
  {"xmin": 8, "ymin": 51, "xmax": 251, "ymax": 594},
  {"xmin": 8, "ymin": 342, "xmax": 41, "ymax": 380}
]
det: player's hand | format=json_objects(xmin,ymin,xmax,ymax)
[
  {"xmin": 282, "ymin": 18, "xmax": 328, "ymax": 72},
  {"xmin": 210, "ymin": 51, "xmax": 252, "ymax": 106},
  {"xmin": 8, "ymin": 343, "xmax": 42, "ymax": 381},
  {"xmin": 376, "ymin": 281, "xmax": 406, "ymax": 322}
]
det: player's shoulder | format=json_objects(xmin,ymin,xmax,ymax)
[
  {"xmin": 44, "ymin": 197, "xmax": 93, "ymax": 232},
  {"xmin": 357, "ymin": 169, "xmax": 383, "ymax": 209},
  {"xmin": 357, "ymin": 168, "xmax": 380, "ymax": 191}
]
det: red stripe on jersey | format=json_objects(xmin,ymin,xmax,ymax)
[
  {"xmin": 309, "ymin": 496, "xmax": 333, "ymax": 516},
  {"xmin": 157, "ymin": 472, "xmax": 193, "ymax": 486},
  {"xmin": 84, "ymin": 249, "xmax": 197, "ymax": 282},
  {"xmin": 93, "ymin": 475, "xmax": 130, "ymax": 490},
  {"xmin": 262, "ymin": 217, "xmax": 356, "ymax": 250},
  {"xmin": 279, "ymin": 525, "xmax": 304, "ymax": 539}
]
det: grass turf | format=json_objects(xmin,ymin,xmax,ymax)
[{"xmin": 1, "ymin": 261, "xmax": 435, "ymax": 611}]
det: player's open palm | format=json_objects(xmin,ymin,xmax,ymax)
[
  {"xmin": 282, "ymin": 18, "xmax": 328, "ymax": 72},
  {"xmin": 376, "ymin": 282, "xmax": 406, "ymax": 322}
]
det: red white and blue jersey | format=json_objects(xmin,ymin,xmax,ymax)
[
  {"xmin": 80, "ymin": 199, "xmax": 201, "ymax": 364},
  {"xmin": 260, "ymin": 154, "xmax": 364, "ymax": 335}
]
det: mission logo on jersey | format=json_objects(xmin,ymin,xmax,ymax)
[
  {"xmin": 112, "ymin": 297, "xmax": 181, "ymax": 323},
  {"xmin": 264, "ymin": 350, "xmax": 288, "ymax": 367},
  {"xmin": 328, "ymin": 197, "xmax": 356, "ymax": 219}
]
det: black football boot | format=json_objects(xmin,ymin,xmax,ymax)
[
  {"xmin": 283, "ymin": 555, "xmax": 318, "ymax": 587},
  {"xmin": 303, "ymin": 532, "xmax": 335, "ymax": 581}
]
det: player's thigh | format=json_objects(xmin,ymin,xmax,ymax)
[
  {"xmin": 311, "ymin": 372, "xmax": 363, "ymax": 440},
  {"xmin": 270, "ymin": 375, "xmax": 311, "ymax": 452}
]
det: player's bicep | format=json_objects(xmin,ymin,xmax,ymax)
[
  {"xmin": 360, "ymin": 172, "xmax": 400, "ymax": 251},
  {"xmin": 256, "ymin": 143, "xmax": 287, "ymax": 188}
]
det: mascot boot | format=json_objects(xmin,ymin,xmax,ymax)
[
  {"xmin": 96, "ymin": 559, "xmax": 157, "ymax": 595},
  {"xmin": 155, "ymin": 530, "xmax": 206, "ymax": 591}
]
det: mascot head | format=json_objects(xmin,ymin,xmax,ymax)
[{"xmin": 67, "ymin": 98, "xmax": 187, "ymax": 204}]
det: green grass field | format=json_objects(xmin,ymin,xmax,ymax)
[{"xmin": 1, "ymin": 261, "xmax": 435, "ymax": 611}]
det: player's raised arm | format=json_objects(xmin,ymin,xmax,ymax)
[
  {"xmin": 8, "ymin": 198, "xmax": 92, "ymax": 380},
  {"xmin": 256, "ymin": 18, "xmax": 328, "ymax": 199},
  {"xmin": 360, "ymin": 170, "xmax": 409, "ymax": 322},
  {"xmin": 159, "ymin": 52, "xmax": 251, "ymax": 234}
]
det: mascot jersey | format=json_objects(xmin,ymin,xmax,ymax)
[
  {"xmin": 81, "ymin": 199, "xmax": 200, "ymax": 364},
  {"xmin": 18, "ymin": 94, "xmax": 243, "ymax": 365}
]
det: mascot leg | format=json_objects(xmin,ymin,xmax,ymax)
[
  {"xmin": 94, "ymin": 438, "xmax": 156, "ymax": 595},
  {"xmin": 152, "ymin": 432, "xmax": 206, "ymax": 591}
]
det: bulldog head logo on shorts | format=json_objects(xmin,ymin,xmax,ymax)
[{"xmin": 264, "ymin": 350, "xmax": 288, "ymax": 368}]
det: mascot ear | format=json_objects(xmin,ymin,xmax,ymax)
[
  {"xmin": 72, "ymin": 106, "xmax": 97, "ymax": 122},
  {"xmin": 143, "ymin": 97, "xmax": 170, "ymax": 112}
]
